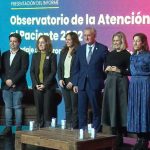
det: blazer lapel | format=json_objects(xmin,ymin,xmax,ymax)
[
  {"xmin": 70, "ymin": 51, "xmax": 76, "ymax": 69},
  {"xmin": 36, "ymin": 52, "xmax": 41, "ymax": 70},
  {"xmin": 43, "ymin": 52, "xmax": 50, "ymax": 69},
  {"xmin": 10, "ymin": 50, "xmax": 20, "ymax": 67},
  {"xmin": 62, "ymin": 51, "xmax": 68, "ymax": 64}
]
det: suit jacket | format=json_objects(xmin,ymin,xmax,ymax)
[
  {"xmin": 72, "ymin": 42, "xmax": 108, "ymax": 90},
  {"xmin": 58, "ymin": 49, "xmax": 76, "ymax": 82},
  {"xmin": 30, "ymin": 52, "xmax": 57, "ymax": 89},
  {"xmin": 1, "ymin": 49, "xmax": 29, "ymax": 91}
]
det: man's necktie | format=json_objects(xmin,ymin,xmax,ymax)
[{"xmin": 87, "ymin": 46, "xmax": 92, "ymax": 64}]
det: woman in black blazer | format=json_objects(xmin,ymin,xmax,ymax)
[
  {"xmin": 58, "ymin": 32, "xmax": 80, "ymax": 129},
  {"xmin": 30, "ymin": 35, "xmax": 57, "ymax": 128}
]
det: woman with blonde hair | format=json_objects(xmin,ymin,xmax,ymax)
[{"xmin": 101, "ymin": 31, "xmax": 131, "ymax": 148}]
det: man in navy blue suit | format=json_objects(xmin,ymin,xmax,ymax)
[{"xmin": 73, "ymin": 27, "xmax": 108, "ymax": 132}]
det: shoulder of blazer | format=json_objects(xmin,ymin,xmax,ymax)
[
  {"xmin": 80, "ymin": 44, "xmax": 86, "ymax": 49},
  {"xmin": 60, "ymin": 49, "xmax": 68, "ymax": 56},
  {"xmin": 33, "ymin": 52, "xmax": 40, "ymax": 56},
  {"xmin": 2, "ymin": 50, "xmax": 10, "ymax": 56},
  {"xmin": 49, "ymin": 52, "xmax": 56, "ymax": 57},
  {"xmin": 31, "ymin": 52, "xmax": 40, "ymax": 64},
  {"xmin": 77, "ymin": 44, "xmax": 86, "ymax": 53},
  {"xmin": 95, "ymin": 42, "xmax": 108, "ymax": 50},
  {"xmin": 18, "ymin": 49, "xmax": 29, "ymax": 56},
  {"xmin": 32, "ymin": 52, "xmax": 41, "ymax": 58},
  {"xmin": 2, "ymin": 51, "xmax": 10, "ymax": 61},
  {"xmin": 46, "ymin": 52, "xmax": 56, "ymax": 60}
]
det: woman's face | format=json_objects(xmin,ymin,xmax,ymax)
[
  {"xmin": 113, "ymin": 36, "xmax": 122, "ymax": 50},
  {"xmin": 133, "ymin": 36, "xmax": 143, "ymax": 51},
  {"xmin": 38, "ymin": 37, "xmax": 46, "ymax": 51},
  {"xmin": 65, "ymin": 34, "xmax": 73, "ymax": 48}
]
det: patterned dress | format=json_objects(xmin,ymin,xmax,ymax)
[{"xmin": 127, "ymin": 51, "xmax": 150, "ymax": 133}]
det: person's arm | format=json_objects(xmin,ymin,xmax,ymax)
[
  {"xmin": 103, "ymin": 46, "xmax": 109, "ymax": 79},
  {"xmin": 71, "ymin": 48, "xmax": 81, "ymax": 93},
  {"xmin": 30, "ymin": 54, "xmax": 39, "ymax": 88},
  {"xmin": 71, "ymin": 49, "xmax": 80, "ymax": 86},
  {"xmin": 1, "ymin": 53, "xmax": 7, "ymax": 82},
  {"xmin": 57, "ymin": 51, "xmax": 63, "ymax": 81},
  {"xmin": 58, "ymin": 51, "xmax": 65, "ymax": 88},
  {"xmin": 43, "ymin": 53, "xmax": 57, "ymax": 88}
]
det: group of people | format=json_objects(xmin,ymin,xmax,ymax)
[
  {"xmin": 0, "ymin": 33, "xmax": 58, "ymax": 135},
  {"xmin": 101, "ymin": 32, "xmax": 150, "ymax": 150},
  {"xmin": 0, "ymin": 27, "xmax": 150, "ymax": 150}
]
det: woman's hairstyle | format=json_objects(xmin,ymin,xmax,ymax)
[
  {"xmin": 133, "ymin": 33, "xmax": 149, "ymax": 52},
  {"xmin": 112, "ymin": 31, "xmax": 128, "ymax": 50},
  {"xmin": 62, "ymin": 32, "xmax": 81, "ymax": 54},
  {"xmin": 36, "ymin": 35, "xmax": 53, "ymax": 53}
]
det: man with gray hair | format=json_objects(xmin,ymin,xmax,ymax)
[{"xmin": 73, "ymin": 27, "xmax": 108, "ymax": 132}]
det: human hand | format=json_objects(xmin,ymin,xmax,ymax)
[
  {"xmin": 105, "ymin": 66, "xmax": 112, "ymax": 72},
  {"xmin": 73, "ymin": 86, "xmax": 78, "ymax": 93},
  {"xmin": 59, "ymin": 80, "xmax": 65, "ymax": 88},
  {"xmin": 36, "ymin": 84, "xmax": 45, "ymax": 91},
  {"xmin": 111, "ymin": 66, "xmax": 121, "ymax": 73},
  {"xmin": 66, "ymin": 82, "xmax": 73, "ymax": 90},
  {"xmin": 6, "ymin": 79, "xmax": 13, "ymax": 87}
]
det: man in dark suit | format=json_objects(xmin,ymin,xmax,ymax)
[
  {"xmin": 1, "ymin": 33, "xmax": 29, "ymax": 135},
  {"xmin": 73, "ymin": 27, "xmax": 108, "ymax": 132}
]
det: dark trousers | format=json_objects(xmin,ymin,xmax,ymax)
[
  {"xmin": 62, "ymin": 78, "xmax": 78, "ymax": 129},
  {"xmin": 33, "ymin": 89, "xmax": 57, "ymax": 127},
  {"xmin": 78, "ymin": 80, "xmax": 101, "ymax": 132}
]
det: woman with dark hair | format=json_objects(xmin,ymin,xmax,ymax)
[
  {"xmin": 127, "ymin": 33, "xmax": 150, "ymax": 150},
  {"xmin": 30, "ymin": 35, "xmax": 57, "ymax": 128},
  {"xmin": 101, "ymin": 32, "xmax": 131, "ymax": 147},
  {"xmin": 58, "ymin": 32, "xmax": 80, "ymax": 129}
]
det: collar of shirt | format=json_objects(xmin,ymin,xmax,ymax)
[
  {"xmin": 10, "ymin": 49, "xmax": 19, "ymax": 54},
  {"xmin": 86, "ymin": 44, "xmax": 95, "ymax": 57}
]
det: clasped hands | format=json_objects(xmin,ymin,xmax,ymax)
[
  {"xmin": 6, "ymin": 79, "xmax": 16, "ymax": 88},
  {"xmin": 36, "ymin": 84, "xmax": 45, "ymax": 91},
  {"xmin": 105, "ymin": 66, "xmax": 121, "ymax": 73},
  {"xmin": 59, "ymin": 80, "xmax": 73, "ymax": 90}
]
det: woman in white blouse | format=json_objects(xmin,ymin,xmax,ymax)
[{"xmin": 58, "ymin": 32, "xmax": 80, "ymax": 129}]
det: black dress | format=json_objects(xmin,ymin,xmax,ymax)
[{"xmin": 101, "ymin": 49, "xmax": 130, "ymax": 127}]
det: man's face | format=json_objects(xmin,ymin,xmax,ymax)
[
  {"xmin": 9, "ymin": 37, "xmax": 20, "ymax": 51},
  {"xmin": 84, "ymin": 29, "xmax": 96, "ymax": 45}
]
